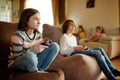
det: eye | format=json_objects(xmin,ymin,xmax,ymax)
[{"xmin": 33, "ymin": 17, "xmax": 38, "ymax": 20}]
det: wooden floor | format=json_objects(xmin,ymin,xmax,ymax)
[
  {"xmin": 103, "ymin": 56, "xmax": 120, "ymax": 80},
  {"xmin": 111, "ymin": 56, "xmax": 120, "ymax": 80},
  {"xmin": 112, "ymin": 56, "xmax": 120, "ymax": 70}
]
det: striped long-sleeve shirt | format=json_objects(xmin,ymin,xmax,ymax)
[{"xmin": 8, "ymin": 30, "xmax": 41, "ymax": 66}]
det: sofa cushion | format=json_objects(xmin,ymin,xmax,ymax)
[
  {"xmin": 42, "ymin": 24, "xmax": 63, "ymax": 43},
  {"xmin": 0, "ymin": 21, "xmax": 17, "ymax": 68},
  {"xmin": 10, "ymin": 69, "xmax": 64, "ymax": 80},
  {"xmin": 84, "ymin": 28, "xmax": 94, "ymax": 38},
  {"xmin": 54, "ymin": 54, "xmax": 103, "ymax": 80}
]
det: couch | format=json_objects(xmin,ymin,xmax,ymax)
[
  {"xmin": 78, "ymin": 27, "xmax": 120, "ymax": 59},
  {"xmin": 0, "ymin": 21, "xmax": 64, "ymax": 80},
  {"xmin": 42, "ymin": 24, "xmax": 104, "ymax": 80},
  {"xmin": 0, "ymin": 21, "xmax": 104, "ymax": 80}
]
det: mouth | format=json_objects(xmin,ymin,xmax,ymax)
[{"xmin": 37, "ymin": 25, "xmax": 40, "ymax": 27}]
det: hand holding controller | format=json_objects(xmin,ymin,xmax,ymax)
[
  {"xmin": 41, "ymin": 38, "xmax": 52, "ymax": 46},
  {"xmin": 82, "ymin": 45, "xmax": 89, "ymax": 50}
]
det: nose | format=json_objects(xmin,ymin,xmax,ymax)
[{"xmin": 38, "ymin": 20, "xmax": 40, "ymax": 24}]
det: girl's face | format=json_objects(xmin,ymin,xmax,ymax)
[
  {"xmin": 96, "ymin": 28, "xmax": 102, "ymax": 33},
  {"xmin": 78, "ymin": 27, "xmax": 82, "ymax": 32},
  {"xmin": 67, "ymin": 22, "xmax": 75, "ymax": 33},
  {"xmin": 27, "ymin": 13, "xmax": 40, "ymax": 30}
]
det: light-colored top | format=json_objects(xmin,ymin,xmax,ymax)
[{"xmin": 60, "ymin": 34, "xmax": 77, "ymax": 56}]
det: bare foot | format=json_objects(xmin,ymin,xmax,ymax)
[
  {"xmin": 37, "ymin": 68, "xmax": 48, "ymax": 73},
  {"xmin": 37, "ymin": 70, "xmax": 48, "ymax": 73}
]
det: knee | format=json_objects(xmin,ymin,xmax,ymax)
[
  {"xmin": 92, "ymin": 50, "xmax": 102, "ymax": 57},
  {"xmin": 94, "ymin": 51, "xmax": 105, "ymax": 61},
  {"xmin": 50, "ymin": 42, "xmax": 60, "ymax": 53},
  {"xmin": 12, "ymin": 53, "xmax": 38, "ymax": 72},
  {"xmin": 94, "ymin": 47, "xmax": 102, "ymax": 50},
  {"xmin": 97, "ymin": 47, "xmax": 104, "ymax": 51},
  {"xmin": 26, "ymin": 53, "xmax": 38, "ymax": 72},
  {"xmin": 27, "ymin": 52, "xmax": 38, "ymax": 62}
]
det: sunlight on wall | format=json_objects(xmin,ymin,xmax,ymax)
[{"xmin": 26, "ymin": 0, "xmax": 53, "ymax": 33}]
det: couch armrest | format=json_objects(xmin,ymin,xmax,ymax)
[{"xmin": 98, "ymin": 35, "xmax": 120, "ymax": 59}]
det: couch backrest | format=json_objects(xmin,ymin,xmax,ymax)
[
  {"xmin": 0, "ymin": 21, "xmax": 17, "ymax": 67},
  {"xmin": 84, "ymin": 27, "xmax": 120, "ymax": 38},
  {"xmin": 42, "ymin": 24, "xmax": 63, "ymax": 44},
  {"xmin": 105, "ymin": 27, "xmax": 120, "ymax": 35}
]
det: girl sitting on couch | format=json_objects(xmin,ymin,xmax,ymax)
[
  {"xmin": 8, "ymin": 8, "xmax": 59, "ymax": 73},
  {"xmin": 59, "ymin": 19, "xmax": 120, "ymax": 80},
  {"xmin": 77, "ymin": 25, "xmax": 86, "ymax": 39},
  {"xmin": 85, "ymin": 26, "xmax": 106, "ymax": 42}
]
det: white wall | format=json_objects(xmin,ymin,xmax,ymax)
[{"xmin": 65, "ymin": 0, "xmax": 119, "ymax": 29}]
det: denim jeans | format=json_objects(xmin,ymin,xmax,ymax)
[
  {"xmin": 71, "ymin": 47, "xmax": 116, "ymax": 80},
  {"xmin": 11, "ymin": 42, "xmax": 59, "ymax": 72},
  {"xmin": 37, "ymin": 42, "xmax": 59, "ymax": 70}
]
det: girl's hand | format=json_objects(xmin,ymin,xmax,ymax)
[
  {"xmin": 29, "ymin": 38, "xmax": 48, "ymax": 52},
  {"xmin": 33, "ymin": 43, "xmax": 48, "ymax": 52},
  {"xmin": 23, "ymin": 38, "xmax": 49, "ymax": 53},
  {"xmin": 37, "ymin": 39, "xmax": 45, "ymax": 44},
  {"xmin": 31, "ymin": 38, "xmax": 45, "ymax": 47},
  {"xmin": 39, "ymin": 44, "xmax": 48, "ymax": 52},
  {"xmin": 74, "ymin": 45, "xmax": 84, "ymax": 50}
]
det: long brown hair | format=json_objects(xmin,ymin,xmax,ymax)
[
  {"xmin": 78, "ymin": 25, "xmax": 85, "ymax": 32},
  {"xmin": 62, "ymin": 19, "xmax": 74, "ymax": 34},
  {"xmin": 18, "ymin": 8, "xmax": 39, "ymax": 32},
  {"xmin": 96, "ymin": 26, "xmax": 105, "ymax": 33}
]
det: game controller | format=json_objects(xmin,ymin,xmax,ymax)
[
  {"xmin": 41, "ymin": 38, "xmax": 52, "ymax": 46},
  {"xmin": 82, "ymin": 45, "xmax": 89, "ymax": 50}
]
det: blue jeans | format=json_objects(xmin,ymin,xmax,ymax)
[
  {"xmin": 37, "ymin": 42, "xmax": 59, "ymax": 70},
  {"xmin": 11, "ymin": 42, "xmax": 59, "ymax": 72},
  {"xmin": 71, "ymin": 47, "xmax": 116, "ymax": 80}
]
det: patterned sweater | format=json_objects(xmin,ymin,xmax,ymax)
[{"xmin": 8, "ymin": 30, "xmax": 41, "ymax": 67}]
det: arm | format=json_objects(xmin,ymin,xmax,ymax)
[
  {"xmin": 11, "ymin": 35, "xmax": 48, "ymax": 56},
  {"xmin": 10, "ymin": 35, "xmax": 25, "ymax": 57},
  {"xmin": 85, "ymin": 33, "xmax": 101, "ymax": 42}
]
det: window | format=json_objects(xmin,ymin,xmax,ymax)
[
  {"xmin": 0, "ymin": 0, "xmax": 12, "ymax": 22},
  {"xmin": 26, "ymin": 0, "xmax": 53, "ymax": 32}
]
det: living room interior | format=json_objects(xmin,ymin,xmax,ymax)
[{"xmin": 0, "ymin": 0, "xmax": 120, "ymax": 80}]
